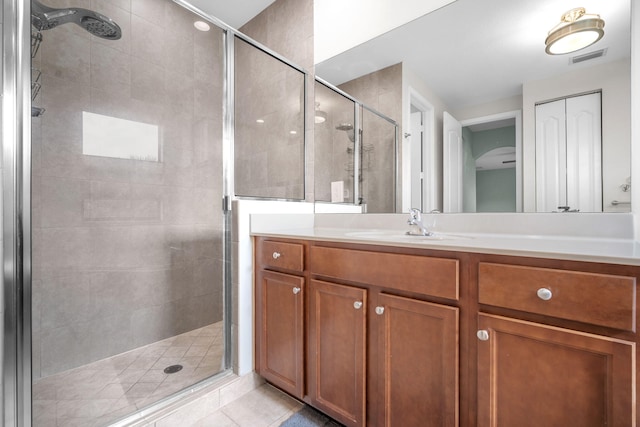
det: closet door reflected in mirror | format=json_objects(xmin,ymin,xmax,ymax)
[{"xmin": 535, "ymin": 92, "xmax": 602, "ymax": 212}]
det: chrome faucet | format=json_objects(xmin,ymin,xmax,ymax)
[{"xmin": 407, "ymin": 208, "xmax": 433, "ymax": 236}]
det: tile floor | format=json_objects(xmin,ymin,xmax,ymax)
[
  {"xmin": 185, "ymin": 383, "xmax": 304, "ymax": 427},
  {"xmin": 32, "ymin": 322, "xmax": 225, "ymax": 427}
]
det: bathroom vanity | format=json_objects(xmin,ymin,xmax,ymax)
[{"xmin": 252, "ymin": 215, "xmax": 639, "ymax": 427}]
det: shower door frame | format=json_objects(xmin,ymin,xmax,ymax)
[{"xmin": 3, "ymin": 0, "xmax": 34, "ymax": 425}]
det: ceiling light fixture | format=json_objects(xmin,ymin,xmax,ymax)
[
  {"xmin": 545, "ymin": 8, "xmax": 605, "ymax": 55},
  {"xmin": 194, "ymin": 21, "xmax": 210, "ymax": 32}
]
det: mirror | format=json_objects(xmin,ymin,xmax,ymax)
[
  {"xmin": 314, "ymin": 79, "xmax": 399, "ymax": 213},
  {"xmin": 314, "ymin": 0, "xmax": 631, "ymax": 213}
]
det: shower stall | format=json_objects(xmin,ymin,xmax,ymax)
[
  {"xmin": 3, "ymin": 0, "xmax": 308, "ymax": 425},
  {"xmin": 314, "ymin": 79, "xmax": 398, "ymax": 212},
  {"xmin": 30, "ymin": 0, "xmax": 227, "ymax": 425}
]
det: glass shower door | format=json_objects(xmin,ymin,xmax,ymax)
[{"xmin": 30, "ymin": 1, "xmax": 227, "ymax": 425}]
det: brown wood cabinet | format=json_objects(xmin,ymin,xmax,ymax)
[
  {"xmin": 254, "ymin": 236, "xmax": 639, "ymax": 427},
  {"xmin": 255, "ymin": 270, "xmax": 305, "ymax": 399},
  {"xmin": 307, "ymin": 279, "xmax": 367, "ymax": 427},
  {"xmin": 255, "ymin": 240, "xmax": 306, "ymax": 399},
  {"xmin": 476, "ymin": 259, "xmax": 637, "ymax": 426},
  {"xmin": 477, "ymin": 313, "xmax": 633, "ymax": 427},
  {"xmin": 376, "ymin": 292, "xmax": 459, "ymax": 427}
]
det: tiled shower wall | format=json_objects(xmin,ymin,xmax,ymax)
[{"xmin": 31, "ymin": 0, "xmax": 224, "ymax": 379}]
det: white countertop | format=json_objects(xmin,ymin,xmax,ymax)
[{"xmin": 250, "ymin": 213, "xmax": 640, "ymax": 266}]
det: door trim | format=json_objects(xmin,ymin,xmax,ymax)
[{"xmin": 404, "ymin": 87, "xmax": 436, "ymax": 213}]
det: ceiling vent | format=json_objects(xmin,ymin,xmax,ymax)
[{"xmin": 570, "ymin": 48, "xmax": 607, "ymax": 65}]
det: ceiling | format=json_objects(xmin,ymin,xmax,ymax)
[
  {"xmin": 185, "ymin": 0, "xmax": 276, "ymax": 29},
  {"xmin": 315, "ymin": 0, "xmax": 631, "ymax": 111}
]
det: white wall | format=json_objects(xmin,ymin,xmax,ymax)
[{"xmin": 522, "ymin": 59, "xmax": 631, "ymax": 212}]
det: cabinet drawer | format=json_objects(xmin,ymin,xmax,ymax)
[
  {"xmin": 310, "ymin": 246, "xmax": 458, "ymax": 300},
  {"xmin": 260, "ymin": 240, "xmax": 304, "ymax": 272},
  {"xmin": 478, "ymin": 262, "xmax": 636, "ymax": 331}
]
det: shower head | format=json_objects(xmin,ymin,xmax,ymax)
[
  {"xmin": 335, "ymin": 123, "xmax": 356, "ymax": 143},
  {"xmin": 31, "ymin": 0, "xmax": 122, "ymax": 40},
  {"xmin": 335, "ymin": 123, "xmax": 354, "ymax": 131}
]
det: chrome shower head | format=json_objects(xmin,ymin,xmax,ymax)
[
  {"xmin": 31, "ymin": 0, "xmax": 122, "ymax": 40},
  {"xmin": 335, "ymin": 123, "xmax": 356, "ymax": 142},
  {"xmin": 335, "ymin": 123, "xmax": 354, "ymax": 131}
]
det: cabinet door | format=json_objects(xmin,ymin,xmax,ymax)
[
  {"xmin": 477, "ymin": 313, "xmax": 634, "ymax": 427},
  {"xmin": 308, "ymin": 279, "xmax": 367, "ymax": 427},
  {"xmin": 377, "ymin": 293, "xmax": 459, "ymax": 427},
  {"xmin": 256, "ymin": 270, "xmax": 304, "ymax": 399}
]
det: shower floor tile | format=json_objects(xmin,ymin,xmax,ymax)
[{"xmin": 32, "ymin": 321, "xmax": 225, "ymax": 427}]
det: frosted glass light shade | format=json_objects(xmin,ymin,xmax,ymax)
[{"xmin": 545, "ymin": 10, "xmax": 605, "ymax": 55}]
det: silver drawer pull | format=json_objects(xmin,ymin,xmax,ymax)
[
  {"xmin": 353, "ymin": 301, "xmax": 363, "ymax": 309},
  {"xmin": 537, "ymin": 288, "xmax": 553, "ymax": 301},
  {"xmin": 292, "ymin": 287, "xmax": 301, "ymax": 295},
  {"xmin": 272, "ymin": 252, "xmax": 281, "ymax": 259},
  {"xmin": 477, "ymin": 330, "xmax": 490, "ymax": 341},
  {"xmin": 375, "ymin": 306, "xmax": 385, "ymax": 315}
]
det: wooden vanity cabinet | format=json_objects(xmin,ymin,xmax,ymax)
[
  {"xmin": 477, "ymin": 313, "xmax": 633, "ymax": 426},
  {"xmin": 376, "ymin": 292, "xmax": 459, "ymax": 427},
  {"xmin": 307, "ymin": 279, "xmax": 367, "ymax": 427},
  {"xmin": 476, "ymin": 259, "xmax": 637, "ymax": 427},
  {"xmin": 255, "ymin": 236, "xmax": 639, "ymax": 427},
  {"xmin": 255, "ymin": 240, "xmax": 306, "ymax": 399},
  {"xmin": 308, "ymin": 244, "xmax": 460, "ymax": 427}
]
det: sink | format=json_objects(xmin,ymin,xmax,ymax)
[{"xmin": 344, "ymin": 230, "xmax": 471, "ymax": 241}]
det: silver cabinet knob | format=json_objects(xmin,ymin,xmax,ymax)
[
  {"xmin": 375, "ymin": 306, "xmax": 385, "ymax": 315},
  {"xmin": 477, "ymin": 330, "xmax": 490, "ymax": 341},
  {"xmin": 292, "ymin": 287, "xmax": 301, "ymax": 295},
  {"xmin": 537, "ymin": 288, "xmax": 553, "ymax": 301},
  {"xmin": 272, "ymin": 252, "xmax": 281, "ymax": 259},
  {"xmin": 353, "ymin": 301, "xmax": 363, "ymax": 309}
]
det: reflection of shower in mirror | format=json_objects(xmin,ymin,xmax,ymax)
[{"xmin": 335, "ymin": 122, "xmax": 355, "ymax": 142}]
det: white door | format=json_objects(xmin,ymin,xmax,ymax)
[
  {"xmin": 535, "ymin": 99, "xmax": 567, "ymax": 212},
  {"xmin": 410, "ymin": 111, "xmax": 423, "ymax": 210},
  {"xmin": 535, "ymin": 93, "xmax": 602, "ymax": 212},
  {"xmin": 443, "ymin": 112, "xmax": 463, "ymax": 212},
  {"xmin": 566, "ymin": 92, "xmax": 602, "ymax": 212}
]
